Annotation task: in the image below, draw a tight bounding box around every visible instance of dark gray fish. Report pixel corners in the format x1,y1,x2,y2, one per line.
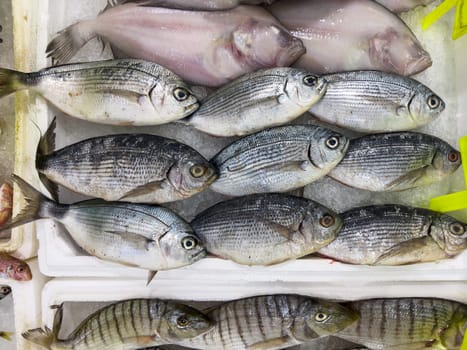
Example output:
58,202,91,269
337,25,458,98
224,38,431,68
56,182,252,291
0,285,11,300
211,125,349,196
179,294,359,350
328,132,461,191
23,299,213,349
191,193,342,265
336,298,467,350
318,205,467,265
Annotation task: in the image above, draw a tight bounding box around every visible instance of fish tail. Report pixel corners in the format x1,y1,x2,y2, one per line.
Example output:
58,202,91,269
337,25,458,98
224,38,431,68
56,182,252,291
46,20,96,64
0,68,27,98
36,117,59,201
22,327,54,349
0,331,13,341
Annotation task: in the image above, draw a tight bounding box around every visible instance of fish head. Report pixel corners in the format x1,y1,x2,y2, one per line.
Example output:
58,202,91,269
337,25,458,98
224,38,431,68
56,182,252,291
292,299,359,341
158,228,207,268
309,129,349,170
159,302,213,341
6,260,32,281
369,27,432,76
301,204,342,247
430,215,467,257
408,85,445,126
430,143,461,179
283,70,328,108
150,80,200,120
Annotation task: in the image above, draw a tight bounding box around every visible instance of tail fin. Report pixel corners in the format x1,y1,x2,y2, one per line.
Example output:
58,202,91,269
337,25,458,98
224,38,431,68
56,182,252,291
0,68,26,99
46,20,97,64
22,327,54,349
36,118,59,201
0,331,13,341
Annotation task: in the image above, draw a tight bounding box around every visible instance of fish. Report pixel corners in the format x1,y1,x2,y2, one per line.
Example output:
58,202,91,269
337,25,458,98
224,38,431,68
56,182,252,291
328,132,461,192
23,299,213,349
0,59,199,126
0,183,12,226
375,0,436,13
0,285,11,300
0,253,32,281
268,0,431,76
210,125,349,196
36,119,217,203
336,298,467,350
108,0,277,10
46,3,305,87
3,175,206,273
179,294,359,350
185,68,327,137
191,193,342,265
318,204,467,265
308,71,445,133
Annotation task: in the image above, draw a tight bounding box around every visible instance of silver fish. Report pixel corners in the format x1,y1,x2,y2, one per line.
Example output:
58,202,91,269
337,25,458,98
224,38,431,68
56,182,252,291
180,294,360,350
328,132,461,192
268,0,431,76
309,71,445,133
0,285,11,300
109,0,276,10
211,125,349,196
4,176,206,272
186,68,327,137
46,3,305,87
36,120,217,203
375,0,436,13
0,59,198,126
336,298,467,350
318,205,467,265
191,193,342,265
23,299,213,349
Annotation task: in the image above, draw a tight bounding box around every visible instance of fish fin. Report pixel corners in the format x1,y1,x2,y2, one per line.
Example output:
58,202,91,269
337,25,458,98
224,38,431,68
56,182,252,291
259,218,294,241
36,117,59,201
0,175,52,233
46,20,97,64
0,331,13,341
50,304,63,341
385,167,428,191
118,180,163,201
0,68,27,98
374,237,440,265
22,327,54,349
104,230,155,249
146,270,157,286
285,187,304,197
246,336,292,350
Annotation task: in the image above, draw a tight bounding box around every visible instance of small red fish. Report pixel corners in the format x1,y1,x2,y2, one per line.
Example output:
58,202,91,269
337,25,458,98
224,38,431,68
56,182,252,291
0,253,32,281
0,183,12,226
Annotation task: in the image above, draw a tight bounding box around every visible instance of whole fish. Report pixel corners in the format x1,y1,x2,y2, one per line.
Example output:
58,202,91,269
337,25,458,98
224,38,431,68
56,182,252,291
23,299,213,349
336,298,467,350
0,253,32,281
210,125,349,196
191,193,342,265
4,176,206,272
180,294,359,350
110,0,276,10
375,0,436,12
0,59,199,126
318,205,467,265
36,120,217,203
0,285,11,300
268,0,431,76
185,68,327,137
46,3,305,87
328,132,461,192
309,71,445,133
0,183,12,226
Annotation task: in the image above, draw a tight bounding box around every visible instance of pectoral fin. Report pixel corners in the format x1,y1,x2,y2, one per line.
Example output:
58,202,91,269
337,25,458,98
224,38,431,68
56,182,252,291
118,180,164,201
247,336,293,350
104,230,155,250
385,167,428,191
258,218,295,241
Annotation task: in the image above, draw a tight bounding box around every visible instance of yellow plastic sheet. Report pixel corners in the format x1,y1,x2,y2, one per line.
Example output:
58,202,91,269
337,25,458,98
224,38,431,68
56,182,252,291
422,0,467,39
463,331,467,350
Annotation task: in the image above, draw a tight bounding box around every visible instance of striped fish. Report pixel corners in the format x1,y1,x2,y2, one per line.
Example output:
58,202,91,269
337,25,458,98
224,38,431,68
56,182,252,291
318,205,467,265
179,294,359,350
186,68,327,137
211,125,349,196
309,71,444,133
336,298,467,350
328,132,461,192
23,299,214,350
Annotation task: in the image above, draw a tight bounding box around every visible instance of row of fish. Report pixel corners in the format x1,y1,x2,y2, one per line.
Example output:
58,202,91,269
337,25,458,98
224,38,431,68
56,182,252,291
21,295,467,350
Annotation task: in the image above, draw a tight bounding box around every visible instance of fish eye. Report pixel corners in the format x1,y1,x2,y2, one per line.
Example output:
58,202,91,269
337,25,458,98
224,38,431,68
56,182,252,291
427,95,441,109
0,287,9,294
447,151,459,163
319,214,335,228
173,87,190,101
314,312,329,322
181,236,198,250
17,266,25,273
190,165,207,178
303,75,318,87
176,315,191,328
449,223,465,235
325,136,340,150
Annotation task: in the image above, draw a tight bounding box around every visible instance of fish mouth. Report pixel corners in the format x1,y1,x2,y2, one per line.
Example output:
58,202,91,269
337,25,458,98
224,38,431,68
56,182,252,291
184,102,200,117
206,171,219,186
316,78,328,95
190,249,207,262
404,52,432,76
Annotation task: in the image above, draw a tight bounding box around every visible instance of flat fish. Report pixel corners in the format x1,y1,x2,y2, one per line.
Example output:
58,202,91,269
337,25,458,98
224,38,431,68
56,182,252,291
328,132,461,192
191,193,342,265
309,71,445,133
318,205,467,265
186,68,327,137
0,59,198,126
211,125,349,196
268,0,431,76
